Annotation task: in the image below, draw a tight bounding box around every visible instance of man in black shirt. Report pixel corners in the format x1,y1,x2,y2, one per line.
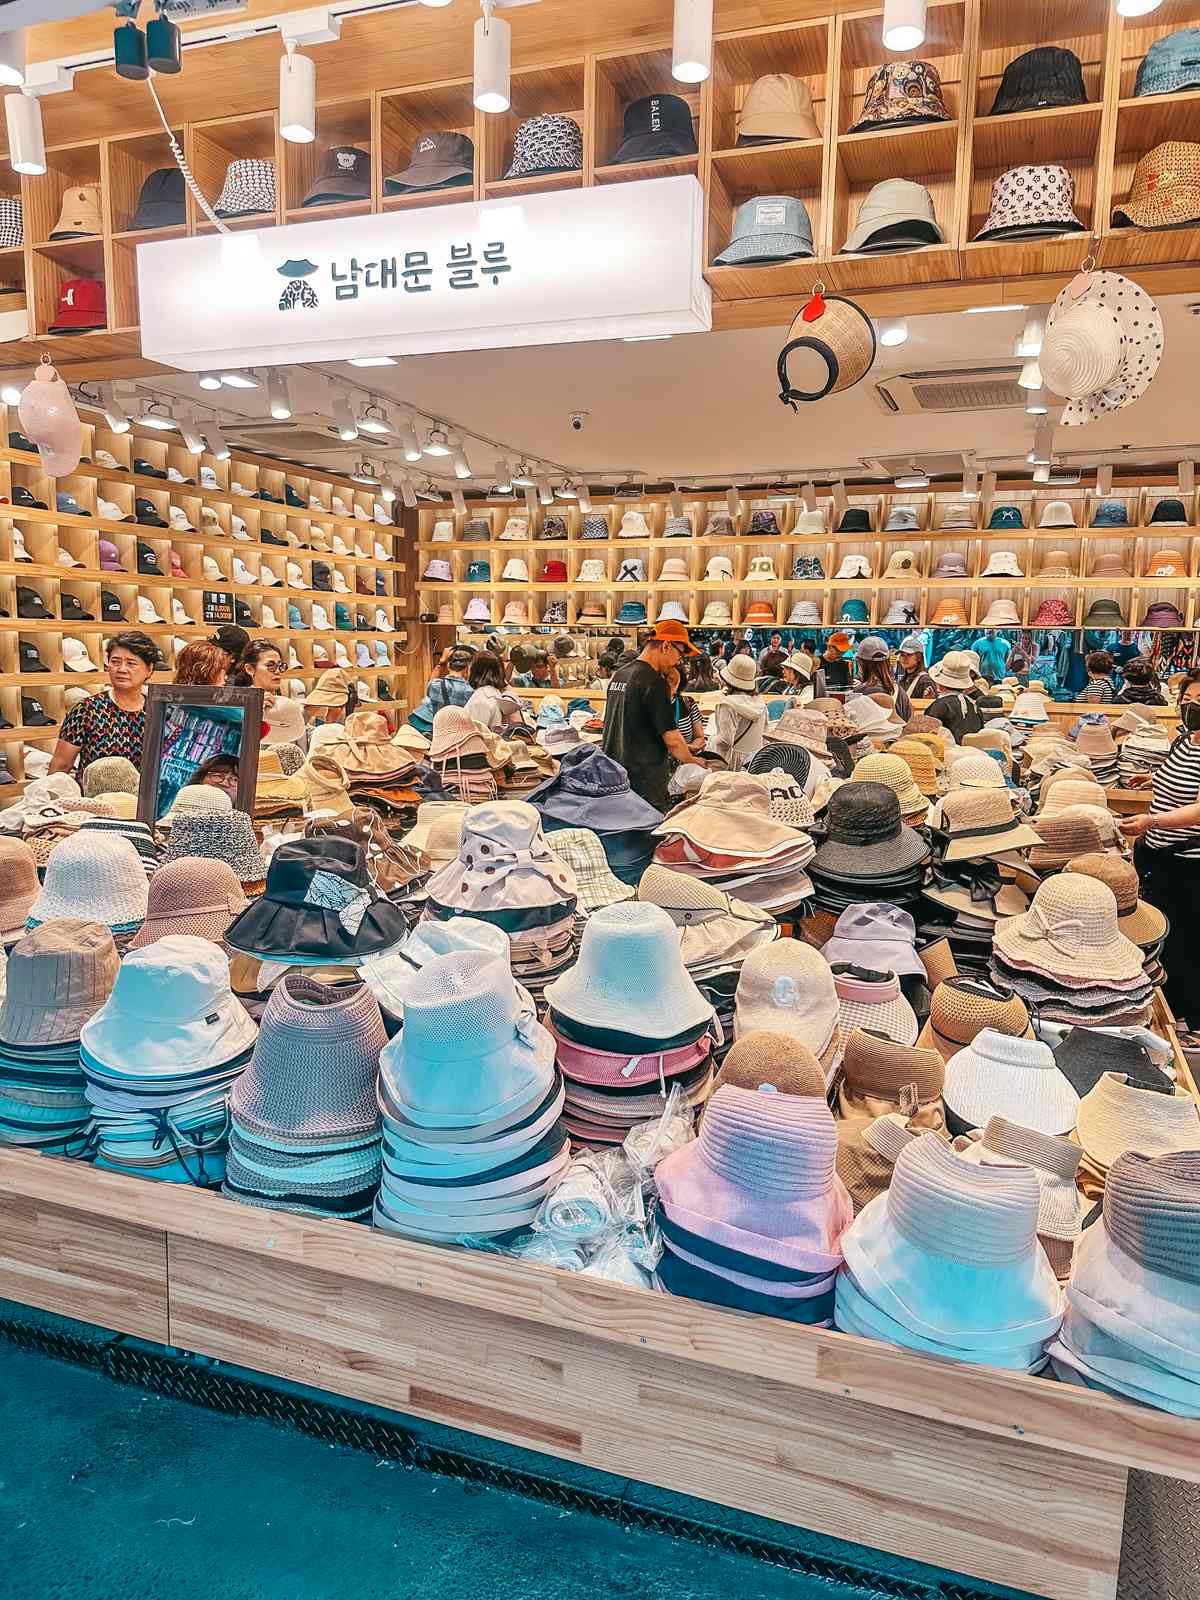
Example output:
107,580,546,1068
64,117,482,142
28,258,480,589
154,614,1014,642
602,620,706,810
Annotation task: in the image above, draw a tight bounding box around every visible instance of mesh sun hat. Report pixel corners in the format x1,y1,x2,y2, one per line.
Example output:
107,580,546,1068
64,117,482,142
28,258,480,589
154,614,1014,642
713,1032,825,1098
27,831,148,934
812,782,928,879
836,1135,1064,1364
129,857,249,950
545,827,635,912
655,1083,852,1274
943,1028,1080,1136
637,863,778,974
1064,852,1166,946
945,749,1007,790
821,902,925,979
545,901,711,1040
975,163,1084,240
917,976,1031,1062
994,875,1145,985
734,940,840,1073
774,708,830,759
426,801,577,917
403,801,469,864
833,966,918,1047
850,753,926,819
0,919,118,1047
157,783,233,830
0,838,39,941
1011,691,1050,724
82,934,256,1080
163,811,267,887
1075,1075,1200,1175
379,952,554,1129
81,756,139,799
225,836,408,964
1039,270,1164,427
885,738,941,798
1037,776,1107,816
360,917,509,1022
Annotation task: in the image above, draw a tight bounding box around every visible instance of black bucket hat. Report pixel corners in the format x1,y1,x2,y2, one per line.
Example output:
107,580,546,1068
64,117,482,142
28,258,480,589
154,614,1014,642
131,167,186,230
224,836,410,964
385,131,475,194
610,94,697,164
302,145,371,206
990,47,1088,115
837,506,873,534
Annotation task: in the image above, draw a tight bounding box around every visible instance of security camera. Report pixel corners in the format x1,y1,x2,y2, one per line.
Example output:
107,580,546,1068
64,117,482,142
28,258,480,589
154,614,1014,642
569,411,589,433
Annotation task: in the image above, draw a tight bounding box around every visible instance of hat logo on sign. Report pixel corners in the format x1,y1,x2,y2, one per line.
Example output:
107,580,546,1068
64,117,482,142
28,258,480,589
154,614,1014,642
276,257,319,311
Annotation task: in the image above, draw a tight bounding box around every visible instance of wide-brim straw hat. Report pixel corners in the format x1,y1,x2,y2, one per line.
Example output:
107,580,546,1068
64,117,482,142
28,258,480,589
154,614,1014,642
994,875,1144,983
0,837,39,940
1074,1073,1200,1173
1037,776,1109,816
545,901,711,1041
0,918,119,1047
940,788,1042,863
917,976,1032,1062
28,830,149,932
943,1027,1080,1136
888,738,941,797
1064,851,1166,946
129,855,249,950
636,864,778,972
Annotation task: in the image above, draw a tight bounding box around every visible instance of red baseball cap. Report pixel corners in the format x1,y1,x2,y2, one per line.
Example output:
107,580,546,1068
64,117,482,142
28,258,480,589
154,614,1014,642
49,277,106,333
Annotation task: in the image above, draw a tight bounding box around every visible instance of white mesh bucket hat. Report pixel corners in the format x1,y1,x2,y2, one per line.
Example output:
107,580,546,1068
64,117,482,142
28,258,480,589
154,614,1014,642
359,917,510,1021
544,901,712,1040
27,830,148,933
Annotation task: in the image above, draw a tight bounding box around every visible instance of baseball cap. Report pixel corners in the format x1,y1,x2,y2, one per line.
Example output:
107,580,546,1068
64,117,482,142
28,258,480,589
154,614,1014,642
647,618,699,655
62,636,99,672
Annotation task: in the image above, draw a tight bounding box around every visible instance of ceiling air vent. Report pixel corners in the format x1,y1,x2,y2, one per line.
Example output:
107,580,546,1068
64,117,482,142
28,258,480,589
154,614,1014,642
875,365,1027,415
218,416,348,457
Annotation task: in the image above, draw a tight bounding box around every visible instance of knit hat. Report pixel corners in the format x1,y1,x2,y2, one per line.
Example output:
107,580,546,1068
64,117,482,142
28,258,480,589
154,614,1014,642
917,976,1031,1062
27,831,148,933
129,856,249,950
0,838,39,941
80,756,139,799
158,784,233,830
162,809,268,886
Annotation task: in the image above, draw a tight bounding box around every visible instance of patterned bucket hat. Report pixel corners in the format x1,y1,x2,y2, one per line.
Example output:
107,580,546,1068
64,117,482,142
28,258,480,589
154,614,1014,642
214,158,276,218
975,164,1084,240
504,114,583,179
850,60,951,132
1135,28,1200,97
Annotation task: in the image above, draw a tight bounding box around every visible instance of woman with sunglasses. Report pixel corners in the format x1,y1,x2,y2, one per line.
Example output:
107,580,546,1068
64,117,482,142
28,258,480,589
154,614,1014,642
235,641,307,749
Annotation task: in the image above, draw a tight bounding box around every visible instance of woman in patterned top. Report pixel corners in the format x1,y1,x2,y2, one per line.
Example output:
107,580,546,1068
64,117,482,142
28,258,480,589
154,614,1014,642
50,630,160,775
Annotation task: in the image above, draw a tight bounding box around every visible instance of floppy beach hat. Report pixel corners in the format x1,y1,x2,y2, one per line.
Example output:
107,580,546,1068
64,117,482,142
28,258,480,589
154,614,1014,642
994,875,1144,985
1040,269,1164,427
129,856,248,950
545,901,711,1041
653,771,805,857
1064,852,1166,946
0,919,118,1046
360,918,509,1022
425,800,577,917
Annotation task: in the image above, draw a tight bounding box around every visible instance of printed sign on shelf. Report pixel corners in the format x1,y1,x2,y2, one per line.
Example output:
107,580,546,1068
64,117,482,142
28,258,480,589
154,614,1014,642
138,176,711,369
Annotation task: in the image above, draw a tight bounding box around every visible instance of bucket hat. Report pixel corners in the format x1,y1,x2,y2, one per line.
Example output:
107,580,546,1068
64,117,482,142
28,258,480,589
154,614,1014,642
699,600,732,626
214,158,276,217
813,782,928,878
931,550,968,578
579,514,609,539
50,184,101,239
0,838,39,940
302,145,371,206
546,899,711,1040
225,836,408,964
787,600,821,625
48,276,106,333
990,46,1087,114
941,788,1042,861
504,114,583,178
976,164,1083,240
982,548,1024,577
1145,547,1187,577
360,917,509,1022
737,73,821,142
777,298,877,406
461,516,491,542
1142,601,1185,628
0,918,118,1048
385,131,474,193
850,60,951,132
545,827,635,912
929,650,976,690
944,1028,1079,1135
715,195,814,264
27,831,148,933
1039,499,1077,528
842,178,943,253
720,654,758,691
610,94,697,163
1135,28,1200,97
1038,548,1074,578
425,800,577,916
1082,597,1125,628
578,557,607,582
1114,141,1200,230
528,744,663,832
129,857,248,950
654,771,806,857
616,556,644,582
1150,496,1189,525
1091,499,1130,527
131,167,185,229
1040,269,1164,426
981,598,1021,626
835,552,872,579
1030,598,1071,627
162,809,267,887
995,875,1144,984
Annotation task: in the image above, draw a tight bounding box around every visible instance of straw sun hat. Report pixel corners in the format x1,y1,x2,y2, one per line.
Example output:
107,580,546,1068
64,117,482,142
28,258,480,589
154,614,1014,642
993,875,1144,984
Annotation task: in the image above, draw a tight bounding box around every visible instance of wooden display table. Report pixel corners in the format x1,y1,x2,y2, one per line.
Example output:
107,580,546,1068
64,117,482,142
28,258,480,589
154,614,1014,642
1,1148,1198,1600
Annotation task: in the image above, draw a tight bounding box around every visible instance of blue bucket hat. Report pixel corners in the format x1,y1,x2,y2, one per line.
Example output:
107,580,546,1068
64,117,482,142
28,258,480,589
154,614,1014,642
527,744,664,832
838,598,870,623
714,195,815,266
987,504,1025,529
334,602,352,629
466,560,490,582
1090,499,1129,528
616,600,646,624
1134,28,1200,98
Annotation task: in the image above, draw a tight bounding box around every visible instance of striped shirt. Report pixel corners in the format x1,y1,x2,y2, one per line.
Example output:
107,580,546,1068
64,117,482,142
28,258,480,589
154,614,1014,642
1078,678,1115,704
1146,735,1200,856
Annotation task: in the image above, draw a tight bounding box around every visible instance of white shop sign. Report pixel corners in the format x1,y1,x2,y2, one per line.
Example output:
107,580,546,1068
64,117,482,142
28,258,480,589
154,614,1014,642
137,175,711,369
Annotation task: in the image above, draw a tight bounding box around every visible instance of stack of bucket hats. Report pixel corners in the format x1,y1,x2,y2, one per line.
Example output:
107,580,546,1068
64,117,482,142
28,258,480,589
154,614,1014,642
1117,718,1171,784
427,706,500,805
835,1135,1065,1372
1049,1151,1200,1415
529,746,664,885
1073,718,1119,786
653,1040,852,1322
80,935,257,1185
375,950,568,1239
543,901,716,1145
545,827,636,913
0,920,119,1156
637,862,777,1065
991,875,1154,1027
1072,1073,1200,1202
422,801,580,1004
361,916,510,1035
652,772,815,912
225,972,385,1219
810,782,929,914
1064,852,1167,983
734,939,842,1084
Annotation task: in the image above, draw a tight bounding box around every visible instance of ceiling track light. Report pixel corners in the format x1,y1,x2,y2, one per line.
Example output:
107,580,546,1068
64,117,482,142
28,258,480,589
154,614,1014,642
267,367,293,420
451,485,467,514
139,399,176,430
556,481,578,500
280,39,316,144
5,88,44,177
424,425,451,456
0,31,26,88
197,371,222,391
357,401,392,435
961,465,978,499
398,474,418,510
492,457,513,491
350,459,378,485
535,473,554,506
672,0,712,83
882,0,925,51
576,484,592,513
473,0,511,113
1180,460,1196,496
510,461,536,487
331,391,358,441
206,420,231,460
398,419,422,462
669,488,684,517
802,481,818,511
1116,0,1162,15
447,433,471,478
894,462,928,489
219,369,259,388
523,485,538,518
981,470,997,503
1015,315,1044,358
1025,388,1050,416
379,474,397,504
1018,358,1043,390
878,316,909,347
178,410,205,454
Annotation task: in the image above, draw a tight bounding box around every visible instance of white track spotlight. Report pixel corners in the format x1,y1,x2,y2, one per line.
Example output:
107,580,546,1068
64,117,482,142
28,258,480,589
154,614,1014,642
451,485,467,514
535,473,554,506
1018,358,1043,390
0,32,27,88
493,458,513,491
672,0,713,83
379,474,396,504
331,391,358,441
523,486,538,518
577,484,592,513
139,398,175,430
398,475,418,509
726,485,741,517
178,411,205,454
0,375,22,406
357,401,391,435
424,425,451,456
5,89,44,176
1096,465,1113,495
267,368,293,421
1025,388,1050,416
197,371,222,391
218,370,259,388
279,40,316,144
878,317,909,347
882,0,925,51
398,418,422,462
669,488,684,518
473,2,511,113
206,421,231,460
511,461,536,487
1015,315,1044,358
450,435,472,478
1116,0,1161,15
102,386,132,432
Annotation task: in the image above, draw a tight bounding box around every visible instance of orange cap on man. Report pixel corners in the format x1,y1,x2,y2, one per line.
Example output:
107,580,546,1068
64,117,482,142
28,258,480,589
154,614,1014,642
646,618,700,655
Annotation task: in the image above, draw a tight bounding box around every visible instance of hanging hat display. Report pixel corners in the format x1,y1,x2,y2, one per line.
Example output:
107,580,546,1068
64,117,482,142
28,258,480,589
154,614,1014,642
1040,269,1164,426
778,288,876,407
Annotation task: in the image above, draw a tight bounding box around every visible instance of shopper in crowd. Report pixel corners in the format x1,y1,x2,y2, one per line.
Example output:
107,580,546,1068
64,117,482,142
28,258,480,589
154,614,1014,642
781,649,814,703
192,751,240,799
464,651,508,731
511,648,556,689
1115,656,1167,707
811,632,854,695
756,631,787,676
895,634,938,700
50,630,161,775
1078,650,1116,705
1122,673,1200,1019
706,653,768,769
156,640,243,816
1005,651,1032,687
666,664,705,753
602,619,705,811
234,640,307,749
208,624,251,675
408,645,474,736
688,652,722,693
854,637,912,722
